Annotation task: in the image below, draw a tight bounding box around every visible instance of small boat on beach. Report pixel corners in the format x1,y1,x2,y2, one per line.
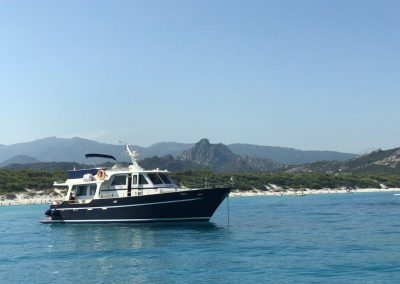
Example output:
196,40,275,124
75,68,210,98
41,145,232,224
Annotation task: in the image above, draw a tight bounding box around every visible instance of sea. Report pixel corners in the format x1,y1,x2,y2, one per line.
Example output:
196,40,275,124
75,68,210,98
1,192,400,283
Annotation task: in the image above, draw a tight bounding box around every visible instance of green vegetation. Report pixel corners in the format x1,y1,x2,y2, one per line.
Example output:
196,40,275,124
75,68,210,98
0,169,66,195
1,169,399,195
172,171,400,191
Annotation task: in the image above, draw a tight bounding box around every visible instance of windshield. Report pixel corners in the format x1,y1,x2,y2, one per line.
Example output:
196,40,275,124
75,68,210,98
158,173,173,184
147,173,164,185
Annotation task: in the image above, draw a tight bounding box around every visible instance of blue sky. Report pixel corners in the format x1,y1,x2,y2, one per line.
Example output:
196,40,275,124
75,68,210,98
0,0,399,153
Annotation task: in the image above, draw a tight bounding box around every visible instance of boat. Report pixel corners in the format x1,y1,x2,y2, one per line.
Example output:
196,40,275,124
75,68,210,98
40,145,232,224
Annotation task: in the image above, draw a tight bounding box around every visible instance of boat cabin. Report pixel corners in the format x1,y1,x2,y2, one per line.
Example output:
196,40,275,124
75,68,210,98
57,168,178,204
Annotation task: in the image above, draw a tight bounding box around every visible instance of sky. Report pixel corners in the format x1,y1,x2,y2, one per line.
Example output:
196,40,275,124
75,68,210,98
0,0,399,153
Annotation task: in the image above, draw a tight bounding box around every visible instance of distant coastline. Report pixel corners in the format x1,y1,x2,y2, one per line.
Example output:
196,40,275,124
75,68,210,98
1,187,400,206
230,187,400,197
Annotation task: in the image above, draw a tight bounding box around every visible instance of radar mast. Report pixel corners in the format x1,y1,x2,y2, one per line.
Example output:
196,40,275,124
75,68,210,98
125,145,143,171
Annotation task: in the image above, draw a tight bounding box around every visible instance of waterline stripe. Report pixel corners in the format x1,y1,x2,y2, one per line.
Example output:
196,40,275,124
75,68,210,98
56,197,203,211
41,217,210,223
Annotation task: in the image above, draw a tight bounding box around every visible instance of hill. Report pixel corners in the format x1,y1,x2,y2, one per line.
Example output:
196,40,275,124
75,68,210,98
0,155,40,167
285,148,400,174
228,143,356,165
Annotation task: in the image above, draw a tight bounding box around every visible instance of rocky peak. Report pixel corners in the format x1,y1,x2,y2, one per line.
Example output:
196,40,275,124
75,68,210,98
177,139,281,172
179,139,236,166
374,149,400,168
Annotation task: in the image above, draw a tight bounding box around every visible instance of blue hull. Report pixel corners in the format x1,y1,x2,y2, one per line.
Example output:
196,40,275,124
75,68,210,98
41,187,231,223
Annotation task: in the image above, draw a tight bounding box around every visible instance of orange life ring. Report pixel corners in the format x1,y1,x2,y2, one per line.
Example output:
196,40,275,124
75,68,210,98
97,170,105,180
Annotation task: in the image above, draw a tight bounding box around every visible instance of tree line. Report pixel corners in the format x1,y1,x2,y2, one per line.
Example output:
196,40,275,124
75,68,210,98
1,169,399,195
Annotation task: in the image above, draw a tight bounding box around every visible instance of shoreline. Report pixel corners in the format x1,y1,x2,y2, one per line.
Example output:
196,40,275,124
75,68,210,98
1,187,400,206
229,187,400,197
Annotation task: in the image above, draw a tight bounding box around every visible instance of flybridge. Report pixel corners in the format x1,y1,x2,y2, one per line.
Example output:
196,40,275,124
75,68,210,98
67,146,140,179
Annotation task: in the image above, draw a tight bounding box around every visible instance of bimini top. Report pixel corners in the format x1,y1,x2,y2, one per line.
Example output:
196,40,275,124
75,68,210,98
85,153,117,161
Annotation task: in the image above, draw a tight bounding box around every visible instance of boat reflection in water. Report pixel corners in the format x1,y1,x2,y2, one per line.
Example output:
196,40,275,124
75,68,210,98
44,221,227,281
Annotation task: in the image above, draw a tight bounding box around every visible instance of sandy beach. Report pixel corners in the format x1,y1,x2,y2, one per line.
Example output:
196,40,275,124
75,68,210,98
1,186,400,205
0,189,64,206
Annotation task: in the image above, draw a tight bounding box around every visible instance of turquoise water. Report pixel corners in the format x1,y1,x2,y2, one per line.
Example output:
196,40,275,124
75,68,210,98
1,192,400,283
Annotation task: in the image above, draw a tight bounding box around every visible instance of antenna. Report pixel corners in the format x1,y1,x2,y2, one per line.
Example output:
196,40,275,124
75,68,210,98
125,144,143,171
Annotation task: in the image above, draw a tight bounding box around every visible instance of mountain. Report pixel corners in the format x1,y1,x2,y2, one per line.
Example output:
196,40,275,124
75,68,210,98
3,137,397,174
177,139,280,172
140,139,280,172
3,162,84,172
228,143,356,165
285,147,400,174
0,155,40,167
140,155,200,171
0,136,356,166
0,137,192,164
2,139,281,173
140,142,193,158
0,137,133,163
180,139,238,167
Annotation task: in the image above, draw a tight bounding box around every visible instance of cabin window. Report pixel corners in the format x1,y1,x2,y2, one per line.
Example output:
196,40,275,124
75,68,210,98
139,174,148,185
89,185,96,195
111,175,127,186
74,184,96,197
132,175,138,185
76,185,87,196
158,173,172,184
147,173,164,185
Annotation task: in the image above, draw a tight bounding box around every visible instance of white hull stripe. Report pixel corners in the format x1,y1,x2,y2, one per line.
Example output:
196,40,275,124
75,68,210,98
56,197,203,211
42,217,210,223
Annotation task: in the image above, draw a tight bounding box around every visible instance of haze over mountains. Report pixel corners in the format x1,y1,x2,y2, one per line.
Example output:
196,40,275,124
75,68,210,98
0,137,355,167
0,137,192,166
1,137,400,174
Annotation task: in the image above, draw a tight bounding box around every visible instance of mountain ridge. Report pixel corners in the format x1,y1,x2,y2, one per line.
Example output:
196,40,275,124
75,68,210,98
285,147,400,174
0,136,356,165
2,139,400,174
228,143,355,165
